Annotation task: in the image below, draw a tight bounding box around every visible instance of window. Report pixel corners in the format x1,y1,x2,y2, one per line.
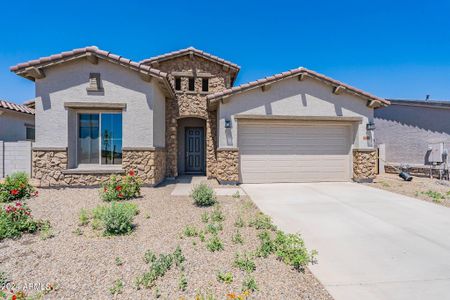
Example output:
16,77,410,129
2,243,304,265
188,77,195,91
202,78,209,92
175,77,181,91
78,113,122,165
26,126,35,141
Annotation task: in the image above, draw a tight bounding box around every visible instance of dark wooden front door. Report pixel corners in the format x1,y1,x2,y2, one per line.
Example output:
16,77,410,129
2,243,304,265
185,127,204,173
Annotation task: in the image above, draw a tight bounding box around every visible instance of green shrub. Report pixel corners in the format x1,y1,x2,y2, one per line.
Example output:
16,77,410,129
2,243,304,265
255,230,275,258
201,212,209,223
206,235,224,252
242,275,258,292
136,247,184,289
217,271,233,284
422,190,445,202
234,252,256,273
234,215,245,228
191,183,216,207
273,231,316,271
0,172,36,203
109,279,124,295
249,212,277,231
183,225,198,237
211,205,224,222
88,202,139,235
0,202,42,240
100,171,141,202
39,221,54,240
232,230,244,245
178,273,188,291
144,250,157,264
115,257,124,266
79,209,90,226
206,223,222,235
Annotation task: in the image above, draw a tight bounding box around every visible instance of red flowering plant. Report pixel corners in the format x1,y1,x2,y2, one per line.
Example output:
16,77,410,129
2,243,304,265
100,170,141,202
0,172,37,203
0,202,46,240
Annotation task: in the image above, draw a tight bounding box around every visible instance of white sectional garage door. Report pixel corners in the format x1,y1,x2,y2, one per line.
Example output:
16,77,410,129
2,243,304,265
239,121,352,183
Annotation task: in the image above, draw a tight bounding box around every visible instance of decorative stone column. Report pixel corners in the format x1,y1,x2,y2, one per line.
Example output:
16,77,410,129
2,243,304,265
353,148,377,182
216,148,239,184
206,110,218,178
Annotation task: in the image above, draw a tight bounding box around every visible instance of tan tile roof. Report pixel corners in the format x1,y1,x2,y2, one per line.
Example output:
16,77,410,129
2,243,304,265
207,67,389,107
10,46,175,97
140,46,240,71
0,100,35,115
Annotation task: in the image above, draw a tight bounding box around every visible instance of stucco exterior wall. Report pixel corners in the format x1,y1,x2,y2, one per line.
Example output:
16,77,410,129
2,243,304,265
34,59,161,149
375,104,450,165
218,77,374,149
0,110,34,142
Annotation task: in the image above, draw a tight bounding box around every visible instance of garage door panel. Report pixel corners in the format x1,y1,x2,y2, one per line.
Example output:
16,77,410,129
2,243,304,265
239,122,351,183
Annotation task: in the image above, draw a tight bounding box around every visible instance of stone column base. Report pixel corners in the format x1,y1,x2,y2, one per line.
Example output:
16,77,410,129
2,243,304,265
216,148,239,184
353,148,377,182
122,147,166,186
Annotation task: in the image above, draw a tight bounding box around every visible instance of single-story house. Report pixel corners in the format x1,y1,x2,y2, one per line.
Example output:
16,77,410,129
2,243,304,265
0,100,35,142
10,46,388,186
375,99,450,174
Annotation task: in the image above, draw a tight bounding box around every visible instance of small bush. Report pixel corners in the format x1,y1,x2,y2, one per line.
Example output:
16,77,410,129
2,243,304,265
211,205,225,222
183,225,198,237
249,213,277,231
0,172,36,203
178,273,188,291
201,212,209,223
79,209,90,226
191,183,216,207
234,253,256,273
273,231,316,271
144,250,157,264
242,275,258,292
109,279,124,295
199,231,206,242
87,202,139,236
255,231,275,258
100,170,141,202
217,271,233,284
206,223,223,235
136,247,184,289
422,190,445,202
207,235,224,252
39,221,54,240
232,230,244,245
115,257,124,266
0,202,42,240
234,215,245,228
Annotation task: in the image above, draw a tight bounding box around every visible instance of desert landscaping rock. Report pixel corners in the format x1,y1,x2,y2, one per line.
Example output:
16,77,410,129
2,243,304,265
0,184,332,299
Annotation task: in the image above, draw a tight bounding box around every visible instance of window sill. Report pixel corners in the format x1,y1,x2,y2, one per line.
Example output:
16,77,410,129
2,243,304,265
62,166,125,175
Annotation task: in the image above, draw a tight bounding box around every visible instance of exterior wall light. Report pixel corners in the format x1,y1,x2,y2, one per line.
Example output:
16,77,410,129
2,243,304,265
366,122,376,131
225,119,232,128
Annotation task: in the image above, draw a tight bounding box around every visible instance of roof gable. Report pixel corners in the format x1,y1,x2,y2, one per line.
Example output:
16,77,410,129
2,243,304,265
207,67,389,109
10,46,175,97
140,47,240,73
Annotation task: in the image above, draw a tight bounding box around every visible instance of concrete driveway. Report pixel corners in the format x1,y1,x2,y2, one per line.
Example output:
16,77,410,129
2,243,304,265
242,182,450,300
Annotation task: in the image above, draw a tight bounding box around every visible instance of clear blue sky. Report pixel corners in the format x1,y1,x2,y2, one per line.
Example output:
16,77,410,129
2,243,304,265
2,0,450,103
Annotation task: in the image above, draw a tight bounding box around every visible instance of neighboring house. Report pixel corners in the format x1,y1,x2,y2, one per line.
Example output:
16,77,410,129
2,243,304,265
10,46,388,186
375,99,450,168
0,100,35,141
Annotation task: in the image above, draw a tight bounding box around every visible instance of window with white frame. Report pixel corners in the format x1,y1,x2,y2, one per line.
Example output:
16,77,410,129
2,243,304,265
78,113,122,165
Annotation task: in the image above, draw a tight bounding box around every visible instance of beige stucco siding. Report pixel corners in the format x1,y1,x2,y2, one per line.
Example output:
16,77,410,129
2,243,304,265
218,77,374,149
0,110,34,142
34,59,163,150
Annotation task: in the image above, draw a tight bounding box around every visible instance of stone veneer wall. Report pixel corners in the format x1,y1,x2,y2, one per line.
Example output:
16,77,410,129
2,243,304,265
155,56,232,178
216,149,239,183
353,149,377,182
385,164,442,178
33,148,166,187
122,148,166,185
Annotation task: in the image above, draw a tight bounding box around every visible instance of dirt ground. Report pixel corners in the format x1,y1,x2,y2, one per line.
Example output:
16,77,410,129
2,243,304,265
366,173,450,207
0,182,332,300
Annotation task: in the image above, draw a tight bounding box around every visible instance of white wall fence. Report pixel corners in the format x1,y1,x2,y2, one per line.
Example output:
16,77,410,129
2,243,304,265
0,141,33,178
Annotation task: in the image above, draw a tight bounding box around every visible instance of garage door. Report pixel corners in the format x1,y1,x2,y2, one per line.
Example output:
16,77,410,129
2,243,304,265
239,121,352,183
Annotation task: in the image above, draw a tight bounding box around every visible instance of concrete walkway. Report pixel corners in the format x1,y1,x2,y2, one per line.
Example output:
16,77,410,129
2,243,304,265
171,175,245,196
242,182,450,300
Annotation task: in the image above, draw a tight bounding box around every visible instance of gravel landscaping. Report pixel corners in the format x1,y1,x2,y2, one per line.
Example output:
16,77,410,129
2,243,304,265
0,182,332,299
366,173,450,207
